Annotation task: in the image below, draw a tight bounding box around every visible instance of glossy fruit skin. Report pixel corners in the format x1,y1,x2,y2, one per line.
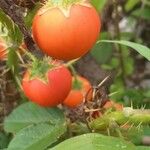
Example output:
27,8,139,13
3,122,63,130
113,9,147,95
63,76,92,108
32,3,101,60
22,65,72,107
0,39,7,60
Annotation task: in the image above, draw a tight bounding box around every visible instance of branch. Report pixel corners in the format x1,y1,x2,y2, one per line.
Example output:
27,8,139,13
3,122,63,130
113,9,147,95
0,0,37,52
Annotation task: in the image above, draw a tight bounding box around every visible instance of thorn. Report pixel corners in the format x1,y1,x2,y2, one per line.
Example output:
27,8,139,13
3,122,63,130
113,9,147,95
98,76,110,87
84,108,101,113
16,51,25,64
108,91,119,97
129,123,134,130
130,101,133,109
107,128,110,136
120,121,130,128
137,122,142,131
92,87,96,100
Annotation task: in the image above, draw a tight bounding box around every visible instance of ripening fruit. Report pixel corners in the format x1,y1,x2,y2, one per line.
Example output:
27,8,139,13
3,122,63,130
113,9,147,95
22,62,72,107
63,75,92,108
103,100,123,111
0,38,7,60
32,1,101,60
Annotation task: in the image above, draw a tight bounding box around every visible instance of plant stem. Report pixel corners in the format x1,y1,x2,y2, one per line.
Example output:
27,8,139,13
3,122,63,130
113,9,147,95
113,0,126,86
69,64,77,80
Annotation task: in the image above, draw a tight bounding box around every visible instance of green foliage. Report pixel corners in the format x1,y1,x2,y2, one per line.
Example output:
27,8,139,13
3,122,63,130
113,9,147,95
125,0,140,12
7,123,66,150
0,9,22,45
24,2,42,28
7,47,19,75
91,0,108,11
98,40,150,61
110,88,150,108
50,133,135,150
91,42,112,64
132,7,150,20
0,132,11,149
4,102,66,150
136,146,150,150
91,32,112,64
0,0,150,149
4,102,65,133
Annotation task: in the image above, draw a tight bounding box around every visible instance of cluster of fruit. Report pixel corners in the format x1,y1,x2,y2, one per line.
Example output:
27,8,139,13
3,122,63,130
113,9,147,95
1,0,102,108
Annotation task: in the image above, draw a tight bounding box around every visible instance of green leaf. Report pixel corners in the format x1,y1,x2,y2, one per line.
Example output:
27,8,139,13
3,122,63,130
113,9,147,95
98,40,150,61
4,102,65,133
0,9,14,34
91,0,108,11
125,0,140,12
24,3,42,28
132,8,150,20
91,42,112,64
50,133,135,150
0,9,22,45
7,123,66,150
136,146,150,150
7,47,19,75
0,132,11,149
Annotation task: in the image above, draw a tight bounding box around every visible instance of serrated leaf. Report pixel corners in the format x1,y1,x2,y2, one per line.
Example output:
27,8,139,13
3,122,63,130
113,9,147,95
4,102,65,133
50,133,135,150
7,123,66,150
98,40,150,61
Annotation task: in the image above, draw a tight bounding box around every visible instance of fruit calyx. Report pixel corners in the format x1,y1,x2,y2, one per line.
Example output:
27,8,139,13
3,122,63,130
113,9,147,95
39,0,91,17
45,0,83,8
28,57,57,82
72,78,83,90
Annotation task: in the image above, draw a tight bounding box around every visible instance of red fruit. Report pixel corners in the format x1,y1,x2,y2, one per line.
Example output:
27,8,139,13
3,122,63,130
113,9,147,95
32,2,101,60
103,100,123,111
0,38,7,60
22,64,72,107
63,76,92,108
